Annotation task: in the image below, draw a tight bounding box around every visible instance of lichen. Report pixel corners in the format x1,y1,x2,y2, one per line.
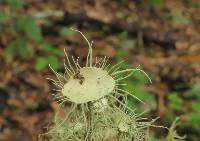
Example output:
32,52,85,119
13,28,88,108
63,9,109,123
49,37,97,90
166,118,186,141
44,29,155,141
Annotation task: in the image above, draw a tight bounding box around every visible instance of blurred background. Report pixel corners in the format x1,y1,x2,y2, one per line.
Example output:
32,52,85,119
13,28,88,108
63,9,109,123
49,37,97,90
0,0,200,141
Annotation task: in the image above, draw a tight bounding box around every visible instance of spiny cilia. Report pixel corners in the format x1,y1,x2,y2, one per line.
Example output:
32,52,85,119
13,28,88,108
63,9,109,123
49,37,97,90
46,29,155,141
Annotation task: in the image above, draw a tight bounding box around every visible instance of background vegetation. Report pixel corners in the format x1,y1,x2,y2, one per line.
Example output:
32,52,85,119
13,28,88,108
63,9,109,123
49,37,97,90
0,0,199,140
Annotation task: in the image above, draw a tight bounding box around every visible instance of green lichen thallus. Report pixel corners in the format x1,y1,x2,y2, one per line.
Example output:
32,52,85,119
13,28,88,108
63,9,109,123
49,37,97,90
45,29,160,141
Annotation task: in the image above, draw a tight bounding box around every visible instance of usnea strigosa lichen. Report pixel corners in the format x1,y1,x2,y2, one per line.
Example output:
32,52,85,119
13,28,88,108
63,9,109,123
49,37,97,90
42,29,184,141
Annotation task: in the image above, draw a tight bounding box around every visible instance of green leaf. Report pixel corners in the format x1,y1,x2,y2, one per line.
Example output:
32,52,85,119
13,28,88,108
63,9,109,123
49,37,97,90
41,43,54,52
41,43,62,56
25,18,43,43
168,93,183,105
116,48,127,62
191,102,200,113
48,56,61,71
17,36,33,58
168,93,183,110
35,57,49,71
133,87,154,102
148,0,162,7
16,16,43,43
127,86,155,111
133,70,149,84
4,38,33,60
16,16,27,31
6,0,24,9
4,41,16,59
0,11,8,22
188,112,200,130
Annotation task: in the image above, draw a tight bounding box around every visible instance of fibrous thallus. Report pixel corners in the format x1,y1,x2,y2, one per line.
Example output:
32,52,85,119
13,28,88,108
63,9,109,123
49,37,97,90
46,29,154,141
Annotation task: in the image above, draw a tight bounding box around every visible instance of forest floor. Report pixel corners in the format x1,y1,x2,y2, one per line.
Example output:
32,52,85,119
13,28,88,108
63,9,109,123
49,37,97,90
0,0,200,141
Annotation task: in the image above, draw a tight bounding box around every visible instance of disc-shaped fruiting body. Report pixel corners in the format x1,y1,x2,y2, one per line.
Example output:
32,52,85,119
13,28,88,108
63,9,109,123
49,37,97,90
62,67,115,104
48,29,151,105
